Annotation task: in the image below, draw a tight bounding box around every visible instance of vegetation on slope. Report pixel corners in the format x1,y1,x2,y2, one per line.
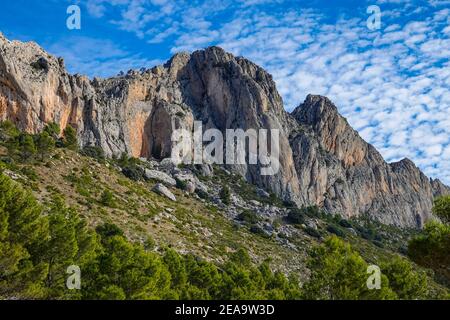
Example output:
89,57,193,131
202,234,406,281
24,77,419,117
408,196,450,287
0,121,448,300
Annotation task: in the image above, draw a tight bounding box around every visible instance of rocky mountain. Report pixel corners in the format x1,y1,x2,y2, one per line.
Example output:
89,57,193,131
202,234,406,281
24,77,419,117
290,95,449,227
0,32,448,228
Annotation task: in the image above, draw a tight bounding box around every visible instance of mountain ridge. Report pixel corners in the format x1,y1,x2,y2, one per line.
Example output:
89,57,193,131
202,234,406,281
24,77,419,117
0,34,448,228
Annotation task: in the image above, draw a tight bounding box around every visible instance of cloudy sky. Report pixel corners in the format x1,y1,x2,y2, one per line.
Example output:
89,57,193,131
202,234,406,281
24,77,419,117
0,0,449,183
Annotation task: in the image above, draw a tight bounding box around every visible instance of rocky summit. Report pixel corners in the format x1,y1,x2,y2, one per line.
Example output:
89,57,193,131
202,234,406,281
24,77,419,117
0,33,448,228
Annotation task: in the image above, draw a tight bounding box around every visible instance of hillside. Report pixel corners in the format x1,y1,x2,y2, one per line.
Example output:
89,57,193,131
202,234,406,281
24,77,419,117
0,123,449,299
1,33,449,229
0,33,449,300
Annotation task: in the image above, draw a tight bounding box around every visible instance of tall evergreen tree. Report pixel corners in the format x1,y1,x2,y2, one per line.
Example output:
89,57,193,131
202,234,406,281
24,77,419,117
43,122,61,140
19,134,37,162
63,125,78,150
381,256,428,299
0,174,48,299
35,131,55,161
302,236,396,300
432,196,450,224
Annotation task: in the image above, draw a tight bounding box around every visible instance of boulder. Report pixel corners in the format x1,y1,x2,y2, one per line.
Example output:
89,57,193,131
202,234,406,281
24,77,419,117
197,164,213,176
256,188,270,198
144,169,176,186
185,181,196,194
306,219,318,230
152,183,176,201
196,181,209,193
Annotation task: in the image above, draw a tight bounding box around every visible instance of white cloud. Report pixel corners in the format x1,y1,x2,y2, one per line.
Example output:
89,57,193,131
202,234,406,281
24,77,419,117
78,0,450,184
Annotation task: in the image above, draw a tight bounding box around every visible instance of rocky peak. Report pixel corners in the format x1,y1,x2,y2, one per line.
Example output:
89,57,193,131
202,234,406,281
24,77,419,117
431,178,450,198
0,34,449,228
292,95,378,168
390,158,418,172
164,51,191,79
292,94,338,124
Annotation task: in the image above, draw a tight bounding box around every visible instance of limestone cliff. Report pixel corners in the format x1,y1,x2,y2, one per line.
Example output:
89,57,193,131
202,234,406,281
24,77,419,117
0,33,448,228
289,95,450,227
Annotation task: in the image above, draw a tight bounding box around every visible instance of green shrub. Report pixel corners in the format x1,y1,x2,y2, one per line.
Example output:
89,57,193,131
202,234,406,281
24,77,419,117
381,256,428,299
374,234,384,242
237,210,260,224
283,200,297,208
43,122,61,139
18,133,37,162
303,205,322,218
122,165,144,181
408,221,450,285
432,196,450,224
175,178,187,190
20,166,38,181
372,240,384,248
81,146,105,161
195,188,209,200
287,208,306,225
100,190,116,208
302,236,396,300
63,125,78,150
144,236,156,251
219,186,231,205
116,152,141,167
35,131,55,161
95,223,125,239
305,227,321,238
0,120,20,140
326,224,345,237
356,225,376,240
339,219,352,228
249,225,269,238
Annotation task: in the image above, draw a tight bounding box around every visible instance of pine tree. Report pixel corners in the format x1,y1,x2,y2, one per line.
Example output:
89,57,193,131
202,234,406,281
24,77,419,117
381,256,428,299
43,122,61,139
35,131,55,161
0,174,48,299
100,190,115,207
432,196,450,224
19,134,37,162
408,197,450,287
408,221,450,286
219,186,231,205
302,236,396,300
63,125,78,150
82,226,172,300
0,120,20,141
163,248,187,289
38,195,99,299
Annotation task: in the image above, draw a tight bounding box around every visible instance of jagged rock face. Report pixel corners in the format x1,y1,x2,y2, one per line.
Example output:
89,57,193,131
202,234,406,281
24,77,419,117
0,33,448,228
177,48,300,201
290,95,450,227
0,34,91,134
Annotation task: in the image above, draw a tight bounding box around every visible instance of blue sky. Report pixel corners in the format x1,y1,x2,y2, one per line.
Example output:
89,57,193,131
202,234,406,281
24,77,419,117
0,0,449,183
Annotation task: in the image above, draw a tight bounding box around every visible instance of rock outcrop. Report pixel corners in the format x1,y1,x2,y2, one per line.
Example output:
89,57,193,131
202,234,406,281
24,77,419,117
0,33,448,228
144,169,176,187
289,95,450,227
152,183,176,201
